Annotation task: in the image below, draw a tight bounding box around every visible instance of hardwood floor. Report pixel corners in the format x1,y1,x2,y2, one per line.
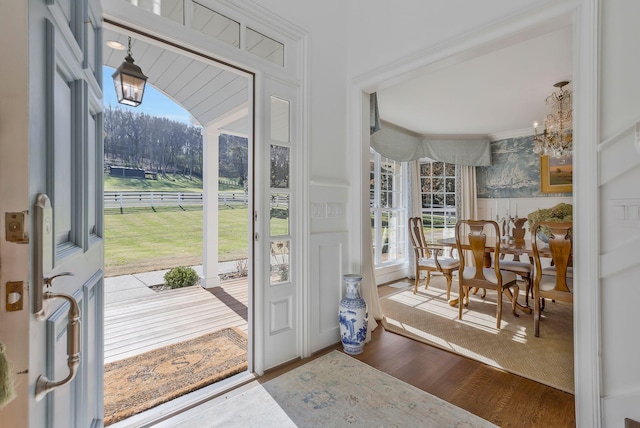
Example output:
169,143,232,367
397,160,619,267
350,327,575,427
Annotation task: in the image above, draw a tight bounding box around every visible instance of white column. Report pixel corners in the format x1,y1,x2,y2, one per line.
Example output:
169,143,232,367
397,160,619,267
202,125,220,288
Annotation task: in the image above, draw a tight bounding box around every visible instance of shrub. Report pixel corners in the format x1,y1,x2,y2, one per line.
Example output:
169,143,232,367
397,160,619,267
164,266,199,289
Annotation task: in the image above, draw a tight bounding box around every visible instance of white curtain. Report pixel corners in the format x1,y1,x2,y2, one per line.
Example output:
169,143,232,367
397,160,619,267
459,165,478,220
407,160,422,279
360,93,383,342
458,165,478,265
360,242,383,343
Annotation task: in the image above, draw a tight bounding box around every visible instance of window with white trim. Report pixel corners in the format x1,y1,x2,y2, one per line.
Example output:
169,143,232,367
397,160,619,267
419,160,457,241
370,149,407,267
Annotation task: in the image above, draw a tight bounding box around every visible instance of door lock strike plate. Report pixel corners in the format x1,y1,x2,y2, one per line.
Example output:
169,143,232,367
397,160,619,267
6,281,24,312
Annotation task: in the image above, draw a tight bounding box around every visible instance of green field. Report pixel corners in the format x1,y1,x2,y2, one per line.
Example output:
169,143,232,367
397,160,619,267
104,205,288,276
104,173,243,192
103,173,291,276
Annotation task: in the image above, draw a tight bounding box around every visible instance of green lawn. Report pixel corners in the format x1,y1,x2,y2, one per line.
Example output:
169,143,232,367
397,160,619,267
104,173,244,193
104,205,288,276
104,174,204,192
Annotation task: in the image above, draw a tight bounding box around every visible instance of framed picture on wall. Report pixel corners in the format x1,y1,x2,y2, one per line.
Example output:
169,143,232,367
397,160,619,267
540,155,572,193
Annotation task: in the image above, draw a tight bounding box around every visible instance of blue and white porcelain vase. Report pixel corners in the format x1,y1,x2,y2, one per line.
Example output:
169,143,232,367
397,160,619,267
338,274,368,355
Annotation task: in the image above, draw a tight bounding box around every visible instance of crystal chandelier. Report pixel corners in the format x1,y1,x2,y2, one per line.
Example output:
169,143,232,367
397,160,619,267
533,81,573,158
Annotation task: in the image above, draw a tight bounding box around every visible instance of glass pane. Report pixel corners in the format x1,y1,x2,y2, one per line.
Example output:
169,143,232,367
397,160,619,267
270,193,289,236
270,145,290,188
125,0,184,24
445,163,456,176
192,2,239,47
445,178,456,192
432,178,444,193
380,212,390,262
420,162,431,176
433,193,444,208
421,177,431,192
446,193,456,207
270,240,290,284
270,96,290,142
246,27,284,66
383,210,406,263
422,193,432,209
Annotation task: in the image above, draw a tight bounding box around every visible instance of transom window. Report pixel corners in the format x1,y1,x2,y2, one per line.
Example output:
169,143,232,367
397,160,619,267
370,149,407,267
122,0,285,66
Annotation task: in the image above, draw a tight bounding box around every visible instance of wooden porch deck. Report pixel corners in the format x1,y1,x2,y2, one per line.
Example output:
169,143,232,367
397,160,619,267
104,277,248,364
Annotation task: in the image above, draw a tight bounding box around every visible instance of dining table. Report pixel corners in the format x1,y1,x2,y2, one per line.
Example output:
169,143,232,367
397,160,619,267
435,236,543,314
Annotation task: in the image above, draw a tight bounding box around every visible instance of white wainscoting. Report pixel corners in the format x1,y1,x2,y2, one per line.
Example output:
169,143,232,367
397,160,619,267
477,197,572,224
309,231,349,353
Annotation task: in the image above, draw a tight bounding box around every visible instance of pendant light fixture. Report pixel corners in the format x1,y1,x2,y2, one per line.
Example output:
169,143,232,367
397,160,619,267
112,36,148,107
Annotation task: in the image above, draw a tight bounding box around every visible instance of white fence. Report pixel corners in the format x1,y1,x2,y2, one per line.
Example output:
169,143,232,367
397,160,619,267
104,191,248,212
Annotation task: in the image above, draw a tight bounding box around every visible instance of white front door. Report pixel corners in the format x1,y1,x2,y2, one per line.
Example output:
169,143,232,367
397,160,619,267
4,0,105,426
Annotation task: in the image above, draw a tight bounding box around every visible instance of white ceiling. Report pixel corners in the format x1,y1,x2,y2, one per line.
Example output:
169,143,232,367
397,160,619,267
376,26,573,138
103,28,250,131
104,22,572,139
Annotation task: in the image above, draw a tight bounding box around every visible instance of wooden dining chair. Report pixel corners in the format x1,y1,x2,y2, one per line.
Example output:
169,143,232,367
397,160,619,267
531,221,573,337
497,217,534,307
455,219,519,329
408,217,460,301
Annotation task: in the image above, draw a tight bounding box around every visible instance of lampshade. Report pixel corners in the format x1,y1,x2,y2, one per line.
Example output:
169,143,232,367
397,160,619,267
112,37,147,107
533,81,572,158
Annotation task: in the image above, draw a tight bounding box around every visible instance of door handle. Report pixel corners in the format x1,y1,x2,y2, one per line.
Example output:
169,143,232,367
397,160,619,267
35,287,81,401
32,193,82,401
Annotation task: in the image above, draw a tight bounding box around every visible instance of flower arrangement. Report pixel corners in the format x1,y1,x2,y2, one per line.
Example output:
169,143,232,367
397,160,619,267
527,203,573,240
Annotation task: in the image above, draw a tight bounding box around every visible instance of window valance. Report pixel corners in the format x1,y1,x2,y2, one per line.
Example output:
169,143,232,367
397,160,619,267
369,93,491,166
370,121,492,166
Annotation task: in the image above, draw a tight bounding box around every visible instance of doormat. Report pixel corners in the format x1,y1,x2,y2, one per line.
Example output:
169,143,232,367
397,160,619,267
104,327,248,426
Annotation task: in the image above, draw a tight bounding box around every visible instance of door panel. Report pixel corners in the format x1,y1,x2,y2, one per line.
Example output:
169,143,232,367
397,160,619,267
27,0,104,426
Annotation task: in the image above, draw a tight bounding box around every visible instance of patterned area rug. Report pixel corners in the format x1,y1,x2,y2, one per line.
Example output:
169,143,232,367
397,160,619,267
171,350,496,427
104,327,247,426
380,276,574,393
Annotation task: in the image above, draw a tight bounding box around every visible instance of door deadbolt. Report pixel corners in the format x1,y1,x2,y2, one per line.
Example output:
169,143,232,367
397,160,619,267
5,212,28,243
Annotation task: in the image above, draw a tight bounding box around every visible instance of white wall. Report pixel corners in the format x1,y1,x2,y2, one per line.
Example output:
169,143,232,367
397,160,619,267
599,1,640,426
255,0,349,190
